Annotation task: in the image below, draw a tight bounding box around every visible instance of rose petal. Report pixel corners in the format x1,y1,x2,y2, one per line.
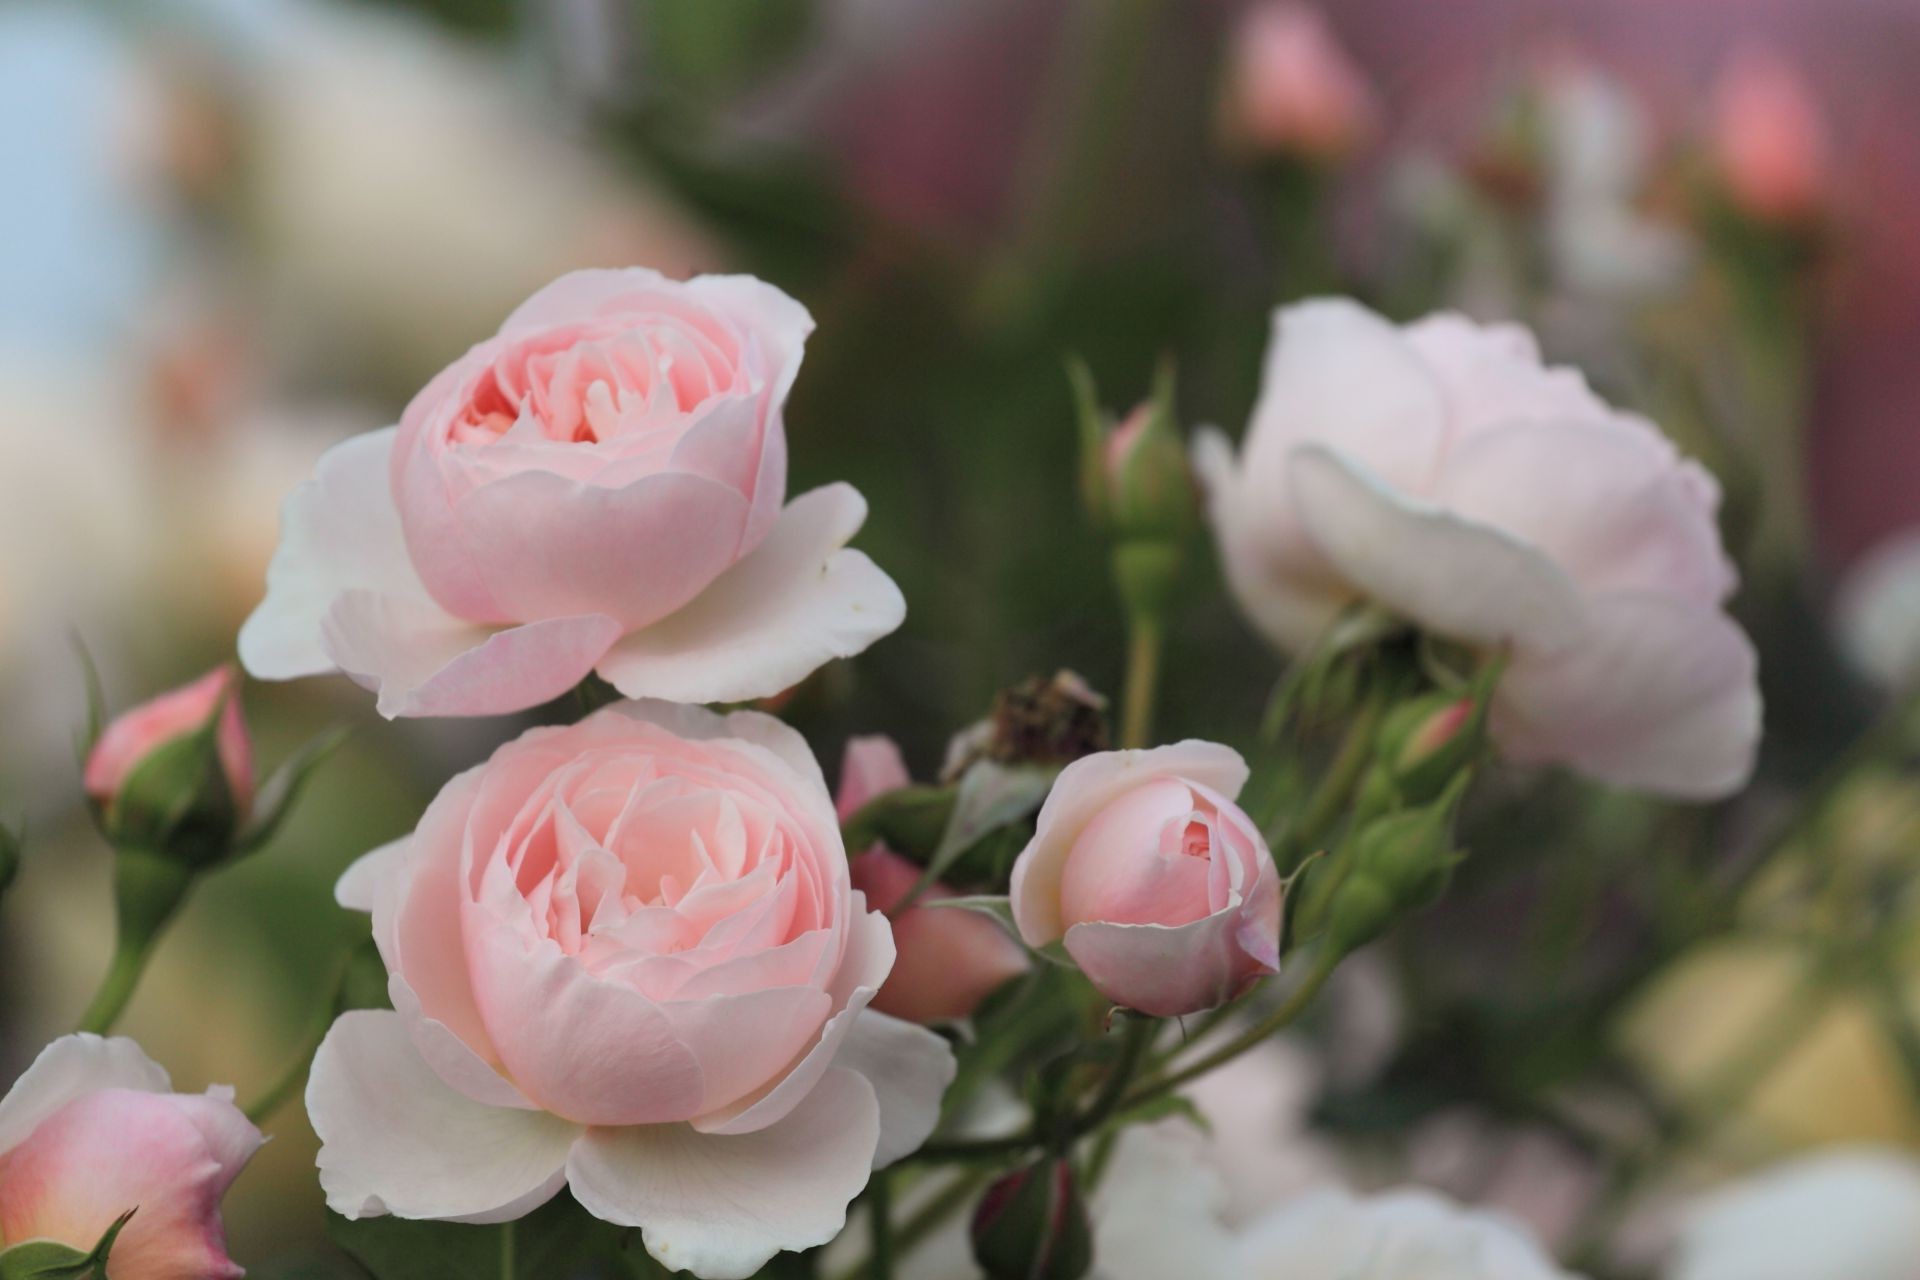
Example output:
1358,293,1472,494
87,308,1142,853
1289,443,1587,651
595,483,905,705
322,591,621,719
1065,908,1278,1019
836,736,913,821
455,469,751,630
567,1066,880,1280
308,1010,580,1223
0,1034,171,1156
827,1010,956,1167
1492,591,1762,800
240,426,431,679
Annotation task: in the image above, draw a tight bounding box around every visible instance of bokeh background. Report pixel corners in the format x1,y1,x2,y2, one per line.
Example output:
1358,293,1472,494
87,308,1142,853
4,0,1919,1273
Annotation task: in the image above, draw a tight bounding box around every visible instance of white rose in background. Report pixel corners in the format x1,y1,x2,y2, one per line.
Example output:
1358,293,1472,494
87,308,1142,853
241,2,722,385
1196,300,1760,799
241,267,904,718
1667,1148,1920,1280
1233,1186,1580,1280
1835,528,1920,689
308,701,953,1280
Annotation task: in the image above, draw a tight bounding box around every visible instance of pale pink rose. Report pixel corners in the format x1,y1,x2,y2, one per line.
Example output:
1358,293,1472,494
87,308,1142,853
835,736,1028,1024
309,702,953,1279
1219,2,1377,161
1712,47,1828,226
1009,742,1281,1017
83,667,254,816
1195,300,1760,799
239,268,904,718
0,1034,263,1279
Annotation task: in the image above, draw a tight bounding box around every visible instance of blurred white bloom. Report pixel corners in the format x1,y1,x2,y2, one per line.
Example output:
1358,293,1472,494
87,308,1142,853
1236,1186,1580,1280
241,3,722,383
1406,1111,1602,1251
1836,528,1920,688
1537,61,1691,302
1669,1148,1920,1280
1185,1038,1346,1226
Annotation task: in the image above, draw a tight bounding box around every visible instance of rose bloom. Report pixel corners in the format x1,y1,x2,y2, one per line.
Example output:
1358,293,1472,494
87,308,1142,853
1670,1147,1920,1280
0,1035,263,1278
1218,1,1377,161
836,736,1028,1024
240,268,904,718
83,666,253,815
1009,742,1281,1017
309,701,954,1279
1711,47,1829,226
1196,300,1760,799
1231,1187,1578,1280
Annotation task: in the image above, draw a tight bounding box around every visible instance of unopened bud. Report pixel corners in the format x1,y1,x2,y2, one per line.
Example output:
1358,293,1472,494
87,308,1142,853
1324,870,1397,955
1218,1,1376,163
1712,46,1827,226
972,1158,1094,1280
85,667,254,867
1071,360,1198,548
1371,693,1484,806
1351,776,1469,913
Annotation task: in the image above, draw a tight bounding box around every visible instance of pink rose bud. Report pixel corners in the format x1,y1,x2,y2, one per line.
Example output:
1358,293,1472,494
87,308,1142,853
84,666,255,828
0,1034,263,1278
1219,1,1377,161
1712,47,1829,225
1010,743,1282,1017
836,737,1029,1024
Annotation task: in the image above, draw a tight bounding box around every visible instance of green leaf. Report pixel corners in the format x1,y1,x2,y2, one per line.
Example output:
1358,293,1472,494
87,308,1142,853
236,725,351,855
70,633,108,762
904,762,1053,908
0,1207,136,1279
327,1194,630,1280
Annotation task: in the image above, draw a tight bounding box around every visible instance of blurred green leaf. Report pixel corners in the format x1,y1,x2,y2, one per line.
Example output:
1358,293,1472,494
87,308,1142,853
328,1195,632,1280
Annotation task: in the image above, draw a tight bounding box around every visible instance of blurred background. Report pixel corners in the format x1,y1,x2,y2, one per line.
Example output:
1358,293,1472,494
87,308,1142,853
3,0,1920,1274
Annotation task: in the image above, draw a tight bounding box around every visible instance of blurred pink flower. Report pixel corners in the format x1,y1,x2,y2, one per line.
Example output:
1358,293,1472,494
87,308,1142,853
83,666,253,818
0,1034,262,1279
1219,2,1377,160
239,268,904,719
310,701,953,1277
1010,742,1281,1017
1711,47,1829,225
836,737,1028,1024
1196,300,1760,798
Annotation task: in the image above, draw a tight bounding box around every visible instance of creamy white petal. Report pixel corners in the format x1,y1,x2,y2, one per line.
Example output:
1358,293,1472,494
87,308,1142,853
0,1034,171,1156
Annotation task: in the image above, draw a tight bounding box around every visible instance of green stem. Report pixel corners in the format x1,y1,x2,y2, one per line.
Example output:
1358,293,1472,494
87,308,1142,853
1120,616,1164,750
867,1170,895,1280
244,956,352,1124
76,849,195,1035
1076,1014,1158,1141
1119,950,1340,1111
1274,696,1383,859
499,1219,515,1280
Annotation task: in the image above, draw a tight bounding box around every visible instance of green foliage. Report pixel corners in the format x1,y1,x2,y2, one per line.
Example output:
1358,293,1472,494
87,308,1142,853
327,1195,638,1280
0,1209,134,1279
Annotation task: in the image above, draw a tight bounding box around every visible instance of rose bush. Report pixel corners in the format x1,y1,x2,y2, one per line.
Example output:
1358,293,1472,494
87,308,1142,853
1010,742,1281,1017
1195,300,1760,798
240,268,903,717
0,1034,262,1278
307,700,954,1279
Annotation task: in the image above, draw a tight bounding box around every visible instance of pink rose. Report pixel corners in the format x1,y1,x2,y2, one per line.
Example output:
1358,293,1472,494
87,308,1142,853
83,666,254,817
309,702,953,1279
1009,743,1281,1018
1195,300,1760,799
1219,2,1377,161
239,268,904,718
835,737,1028,1024
0,1034,263,1278
1712,47,1829,226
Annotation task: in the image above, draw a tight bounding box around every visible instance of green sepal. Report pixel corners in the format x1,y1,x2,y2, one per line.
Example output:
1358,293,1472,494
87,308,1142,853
235,725,350,856
0,1207,135,1279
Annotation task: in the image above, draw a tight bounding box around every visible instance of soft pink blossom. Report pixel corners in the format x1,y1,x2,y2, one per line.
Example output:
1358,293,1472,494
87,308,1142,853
0,1035,263,1279
1712,48,1828,225
835,736,1028,1024
240,268,904,719
1219,2,1377,160
309,701,953,1279
83,667,253,816
1009,742,1281,1017
1195,300,1760,799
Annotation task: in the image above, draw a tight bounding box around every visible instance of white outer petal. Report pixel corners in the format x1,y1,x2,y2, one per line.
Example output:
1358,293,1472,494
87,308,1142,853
828,1010,956,1168
595,483,905,705
0,1034,171,1157
567,1066,880,1280
307,1010,580,1223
